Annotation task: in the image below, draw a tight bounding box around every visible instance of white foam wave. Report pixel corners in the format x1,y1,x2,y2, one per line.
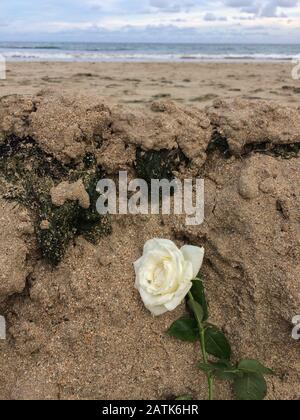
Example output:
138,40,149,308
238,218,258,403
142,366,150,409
0,50,297,62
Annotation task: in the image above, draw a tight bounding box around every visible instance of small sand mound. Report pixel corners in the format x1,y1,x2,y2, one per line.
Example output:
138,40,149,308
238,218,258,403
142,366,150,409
50,179,90,209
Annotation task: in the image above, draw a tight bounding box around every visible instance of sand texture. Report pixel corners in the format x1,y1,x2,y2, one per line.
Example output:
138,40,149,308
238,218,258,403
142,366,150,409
1,62,300,107
0,89,300,400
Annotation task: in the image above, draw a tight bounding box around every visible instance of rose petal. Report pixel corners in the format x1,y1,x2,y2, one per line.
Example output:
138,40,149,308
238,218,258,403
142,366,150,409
164,284,192,311
144,238,178,254
135,239,205,317
148,305,169,316
181,245,205,278
133,257,143,275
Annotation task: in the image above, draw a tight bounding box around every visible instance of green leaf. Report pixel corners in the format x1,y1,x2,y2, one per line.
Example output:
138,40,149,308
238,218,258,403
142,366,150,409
238,360,274,376
209,360,232,369
191,279,209,321
213,369,241,381
204,326,231,361
175,395,193,401
198,363,214,374
234,373,267,401
188,299,204,324
167,317,199,342
209,361,240,381
198,361,240,381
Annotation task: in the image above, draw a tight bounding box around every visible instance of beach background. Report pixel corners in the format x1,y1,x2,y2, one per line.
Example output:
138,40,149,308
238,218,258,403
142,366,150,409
1,42,300,106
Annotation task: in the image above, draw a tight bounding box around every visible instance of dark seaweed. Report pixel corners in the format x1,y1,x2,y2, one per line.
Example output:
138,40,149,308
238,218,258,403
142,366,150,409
0,135,111,266
135,147,188,184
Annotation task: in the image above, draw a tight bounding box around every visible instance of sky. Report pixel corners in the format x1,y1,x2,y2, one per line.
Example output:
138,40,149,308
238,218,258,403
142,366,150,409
1,0,300,43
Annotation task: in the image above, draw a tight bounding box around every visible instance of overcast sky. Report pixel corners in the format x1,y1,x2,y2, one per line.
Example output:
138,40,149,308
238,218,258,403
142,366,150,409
1,0,300,43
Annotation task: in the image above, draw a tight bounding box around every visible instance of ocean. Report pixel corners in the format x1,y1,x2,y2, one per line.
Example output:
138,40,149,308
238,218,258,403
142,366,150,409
0,42,300,62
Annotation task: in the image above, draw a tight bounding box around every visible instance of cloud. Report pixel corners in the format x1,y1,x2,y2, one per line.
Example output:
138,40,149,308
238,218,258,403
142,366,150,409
225,0,300,17
260,0,299,17
0,0,300,42
149,0,195,13
203,12,228,21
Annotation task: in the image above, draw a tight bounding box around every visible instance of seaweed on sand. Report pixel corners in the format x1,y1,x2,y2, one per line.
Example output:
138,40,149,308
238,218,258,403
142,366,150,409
207,131,300,160
207,131,231,158
135,147,188,184
243,142,300,159
0,135,111,266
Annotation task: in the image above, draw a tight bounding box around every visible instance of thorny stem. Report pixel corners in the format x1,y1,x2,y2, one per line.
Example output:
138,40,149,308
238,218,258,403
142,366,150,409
188,291,214,401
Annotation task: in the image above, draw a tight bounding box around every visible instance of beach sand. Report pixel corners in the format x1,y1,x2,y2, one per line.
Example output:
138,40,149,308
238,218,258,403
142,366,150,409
0,62,300,401
1,61,299,106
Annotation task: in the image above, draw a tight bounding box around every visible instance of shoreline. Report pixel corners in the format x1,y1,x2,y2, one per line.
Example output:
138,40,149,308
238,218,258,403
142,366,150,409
3,58,296,63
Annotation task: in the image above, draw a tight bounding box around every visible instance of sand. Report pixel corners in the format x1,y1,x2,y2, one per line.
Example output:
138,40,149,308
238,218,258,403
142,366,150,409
1,61,299,107
0,62,300,401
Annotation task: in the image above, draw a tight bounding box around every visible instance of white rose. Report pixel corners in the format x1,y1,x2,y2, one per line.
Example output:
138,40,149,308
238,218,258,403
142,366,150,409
134,239,205,316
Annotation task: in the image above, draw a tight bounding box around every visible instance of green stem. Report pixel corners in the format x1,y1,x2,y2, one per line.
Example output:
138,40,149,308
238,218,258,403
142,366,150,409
188,291,214,401
200,329,214,400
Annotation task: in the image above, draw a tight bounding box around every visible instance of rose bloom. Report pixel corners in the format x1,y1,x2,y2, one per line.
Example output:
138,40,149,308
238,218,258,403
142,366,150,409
134,239,204,316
